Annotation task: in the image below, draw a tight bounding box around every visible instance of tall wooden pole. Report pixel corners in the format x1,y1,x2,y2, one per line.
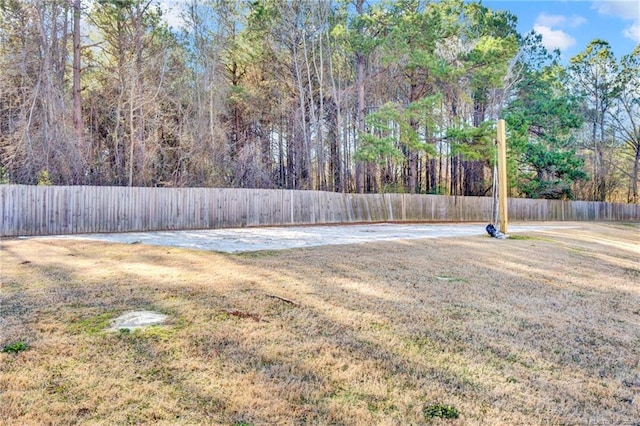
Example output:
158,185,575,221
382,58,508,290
497,119,508,234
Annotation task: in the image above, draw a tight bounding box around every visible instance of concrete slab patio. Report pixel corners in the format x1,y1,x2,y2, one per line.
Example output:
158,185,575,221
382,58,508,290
32,222,574,253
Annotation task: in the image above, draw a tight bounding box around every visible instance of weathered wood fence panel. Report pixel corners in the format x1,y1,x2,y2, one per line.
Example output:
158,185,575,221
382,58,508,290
1,185,639,236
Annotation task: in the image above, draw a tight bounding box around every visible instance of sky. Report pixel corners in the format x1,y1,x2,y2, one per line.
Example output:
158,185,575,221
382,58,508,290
482,0,640,60
157,0,640,61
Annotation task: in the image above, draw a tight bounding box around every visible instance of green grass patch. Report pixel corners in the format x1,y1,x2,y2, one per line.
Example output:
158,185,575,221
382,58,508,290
232,250,282,258
136,325,176,341
1,341,29,354
423,403,459,419
68,312,116,334
508,234,552,242
507,235,534,240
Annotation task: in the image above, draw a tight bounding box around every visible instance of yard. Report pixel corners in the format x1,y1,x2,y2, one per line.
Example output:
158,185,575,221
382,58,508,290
1,222,639,425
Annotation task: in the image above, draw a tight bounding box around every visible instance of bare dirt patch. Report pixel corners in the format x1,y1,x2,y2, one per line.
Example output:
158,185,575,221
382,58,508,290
1,222,639,425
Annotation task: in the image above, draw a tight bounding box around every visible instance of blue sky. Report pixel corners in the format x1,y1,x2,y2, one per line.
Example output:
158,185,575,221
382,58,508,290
482,0,640,60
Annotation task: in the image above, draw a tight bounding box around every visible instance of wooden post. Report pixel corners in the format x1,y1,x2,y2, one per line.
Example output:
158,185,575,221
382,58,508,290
496,119,508,234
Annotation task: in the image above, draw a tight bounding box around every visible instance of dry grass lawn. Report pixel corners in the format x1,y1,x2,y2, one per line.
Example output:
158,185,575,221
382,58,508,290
1,222,639,425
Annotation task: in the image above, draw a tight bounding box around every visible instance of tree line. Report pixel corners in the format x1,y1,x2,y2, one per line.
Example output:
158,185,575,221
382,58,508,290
1,0,638,202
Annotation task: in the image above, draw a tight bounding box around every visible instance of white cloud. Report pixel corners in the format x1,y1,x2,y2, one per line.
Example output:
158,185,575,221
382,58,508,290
567,15,588,27
592,0,640,20
536,13,567,27
592,0,640,43
532,13,583,52
533,24,577,51
623,21,640,42
536,13,587,28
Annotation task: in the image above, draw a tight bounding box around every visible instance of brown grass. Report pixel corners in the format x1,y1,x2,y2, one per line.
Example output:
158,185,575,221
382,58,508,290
1,222,639,425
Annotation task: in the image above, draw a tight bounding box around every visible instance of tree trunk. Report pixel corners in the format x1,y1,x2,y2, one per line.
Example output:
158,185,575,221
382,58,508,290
355,0,365,194
72,0,83,171
327,97,342,192
633,144,639,203
408,150,418,193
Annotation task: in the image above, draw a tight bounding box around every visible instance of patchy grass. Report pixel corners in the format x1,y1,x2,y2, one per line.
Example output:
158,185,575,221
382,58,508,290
232,250,282,258
68,312,117,335
1,222,639,424
507,234,553,242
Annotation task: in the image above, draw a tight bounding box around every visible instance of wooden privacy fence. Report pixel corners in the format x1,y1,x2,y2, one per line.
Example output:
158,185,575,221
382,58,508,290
1,185,639,237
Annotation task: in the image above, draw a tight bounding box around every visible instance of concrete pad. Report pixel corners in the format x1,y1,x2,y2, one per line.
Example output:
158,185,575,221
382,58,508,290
108,310,168,332
34,223,576,253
